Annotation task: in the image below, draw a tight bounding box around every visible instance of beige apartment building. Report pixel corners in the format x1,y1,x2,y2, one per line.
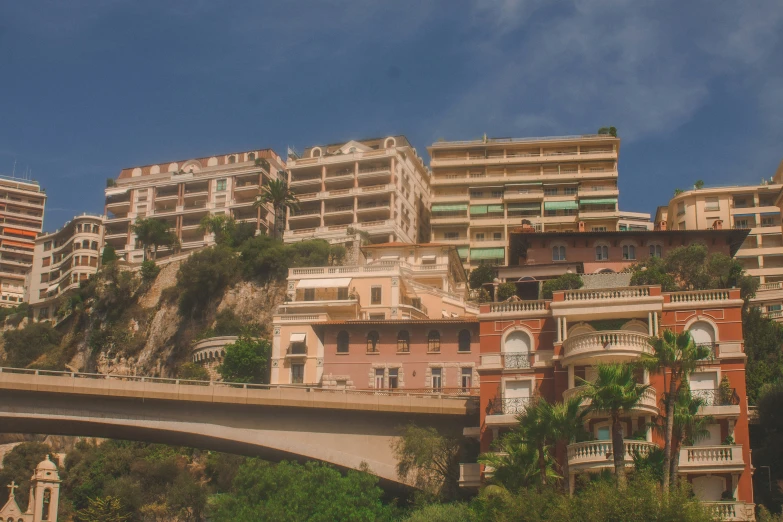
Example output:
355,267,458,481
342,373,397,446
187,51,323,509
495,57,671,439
27,213,103,320
283,136,430,246
104,149,285,263
427,134,650,269
0,176,47,306
657,181,783,318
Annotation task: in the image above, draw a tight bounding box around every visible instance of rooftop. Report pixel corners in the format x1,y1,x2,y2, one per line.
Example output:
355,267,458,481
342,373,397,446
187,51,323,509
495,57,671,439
299,135,411,158
428,133,619,149
116,148,282,180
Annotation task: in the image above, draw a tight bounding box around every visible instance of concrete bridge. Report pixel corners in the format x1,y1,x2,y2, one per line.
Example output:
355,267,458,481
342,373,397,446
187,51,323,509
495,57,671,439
0,368,478,487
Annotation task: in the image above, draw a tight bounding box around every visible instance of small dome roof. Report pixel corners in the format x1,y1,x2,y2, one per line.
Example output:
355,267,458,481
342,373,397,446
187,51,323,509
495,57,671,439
36,455,57,471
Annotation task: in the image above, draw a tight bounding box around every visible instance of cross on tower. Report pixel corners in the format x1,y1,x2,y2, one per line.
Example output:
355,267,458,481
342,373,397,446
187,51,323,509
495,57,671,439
6,481,18,497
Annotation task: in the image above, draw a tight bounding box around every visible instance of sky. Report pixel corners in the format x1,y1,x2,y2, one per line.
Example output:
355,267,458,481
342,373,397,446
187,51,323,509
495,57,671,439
1,0,782,231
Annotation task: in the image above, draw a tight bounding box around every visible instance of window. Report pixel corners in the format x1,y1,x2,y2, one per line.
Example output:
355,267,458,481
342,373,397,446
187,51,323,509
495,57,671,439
677,202,685,215
444,232,459,240
428,331,441,352
369,313,385,320
388,368,399,389
337,331,349,353
461,368,472,391
304,288,315,301
705,197,719,211
375,368,385,388
338,287,348,300
43,241,51,251
397,330,410,353
431,368,442,391
564,186,577,195
470,191,483,198
42,257,51,267
552,245,566,261
768,304,782,312
216,179,227,191
248,152,255,161
649,244,662,258
544,187,558,196
491,190,503,199
82,239,89,249
762,216,777,227
371,286,382,305
622,245,636,260
458,330,472,352
228,155,236,164
591,226,607,232
367,331,380,352
734,219,749,228
291,363,304,384
595,245,609,261
493,232,502,240
475,233,485,241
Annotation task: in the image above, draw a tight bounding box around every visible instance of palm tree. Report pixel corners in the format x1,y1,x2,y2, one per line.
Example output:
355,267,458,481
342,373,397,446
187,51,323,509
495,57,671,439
131,218,178,260
254,179,299,240
667,385,713,484
199,213,236,245
641,329,711,492
515,398,558,486
479,432,554,492
579,363,650,488
547,397,588,494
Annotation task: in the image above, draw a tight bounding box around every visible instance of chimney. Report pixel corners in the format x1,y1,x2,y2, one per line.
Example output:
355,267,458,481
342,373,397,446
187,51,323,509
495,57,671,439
659,220,667,231
578,221,586,232
713,219,723,230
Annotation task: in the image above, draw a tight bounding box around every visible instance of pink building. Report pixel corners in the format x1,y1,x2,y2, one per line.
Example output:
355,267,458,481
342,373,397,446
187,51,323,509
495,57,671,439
271,243,480,388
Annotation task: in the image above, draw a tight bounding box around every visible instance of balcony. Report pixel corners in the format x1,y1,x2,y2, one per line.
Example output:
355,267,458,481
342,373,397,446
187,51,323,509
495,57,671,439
289,209,321,220
290,175,322,187
678,445,744,473
692,388,741,417
550,286,662,320
562,331,652,364
562,385,658,415
478,353,532,370
286,345,308,358
664,289,741,308
567,440,657,471
483,300,549,317
703,502,754,521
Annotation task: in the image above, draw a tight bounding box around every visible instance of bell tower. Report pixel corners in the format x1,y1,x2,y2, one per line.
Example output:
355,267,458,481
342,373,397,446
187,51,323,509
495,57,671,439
30,455,60,522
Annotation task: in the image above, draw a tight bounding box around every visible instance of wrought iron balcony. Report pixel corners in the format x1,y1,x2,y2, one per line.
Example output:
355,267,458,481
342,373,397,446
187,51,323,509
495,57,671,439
486,396,534,416
691,388,739,407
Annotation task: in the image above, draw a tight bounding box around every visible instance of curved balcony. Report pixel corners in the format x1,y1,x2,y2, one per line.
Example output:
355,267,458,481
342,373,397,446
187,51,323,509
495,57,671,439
567,439,657,472
562,385,658,415
562,330,651,364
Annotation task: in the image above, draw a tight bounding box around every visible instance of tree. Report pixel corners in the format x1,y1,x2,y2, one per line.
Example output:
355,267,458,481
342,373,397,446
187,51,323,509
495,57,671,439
2,322,62,367
515,399,557,486
239,235,289,282
641,329,711,492
254,179,299,240
629,256,677,291
744,307,783,404
753,383,783,511
75,496,131,522
199,213,237,246
391,424,462,501
139,260,160,282
479,435,550,492
579,363,650,488
209,460,390,522
666,386,712,483
548,397,589,493
0,442,52,509
131,218,178,260
497,282,517,301
178,362,210,381
101,244,118,264
217,336,271,384
541,273,583,299
674,188,684,196
176,246,239,317
597,126,618,137
469,263,495,290
694,180,705,189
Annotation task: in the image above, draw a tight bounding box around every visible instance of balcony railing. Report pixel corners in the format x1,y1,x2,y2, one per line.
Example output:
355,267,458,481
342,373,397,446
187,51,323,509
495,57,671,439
562,286,651,301
567,440,657,468
668,289,733,303
704,501,753,521
488,300,548,313
562,331,652,361
679,445,744,470
486,396,534,415
691,388,739,406
563,385,657,413
503,353,531,369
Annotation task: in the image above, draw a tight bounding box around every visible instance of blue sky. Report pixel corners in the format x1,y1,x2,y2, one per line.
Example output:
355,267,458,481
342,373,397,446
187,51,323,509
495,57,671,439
1,1,782,231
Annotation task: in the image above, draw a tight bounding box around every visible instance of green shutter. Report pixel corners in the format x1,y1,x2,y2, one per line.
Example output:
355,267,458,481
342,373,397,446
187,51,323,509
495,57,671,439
432,204,468,212
470,205,488,215
457,247,469,259
579,198,618,205
470,248,506,260
487,204,504,213
508,202,541,210
544,201,578,210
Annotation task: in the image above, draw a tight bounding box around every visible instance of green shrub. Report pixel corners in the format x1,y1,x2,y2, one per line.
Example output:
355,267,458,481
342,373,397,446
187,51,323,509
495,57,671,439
239,235,289,282
497,282,517,301
541,273,583,299
140,260,160,282
2,322,62,367
404,503,476,522
217,336,271,384
177,362,210,381
176,246,239,317
101,244,118,264
469,263,495,290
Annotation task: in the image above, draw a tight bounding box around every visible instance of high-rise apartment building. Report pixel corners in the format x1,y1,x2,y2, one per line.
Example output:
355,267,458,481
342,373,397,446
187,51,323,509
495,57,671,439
427,135,650,269
104,149,285,263
283,136,430,246
658,181,783,319
0,176,46,306
27,214,103,320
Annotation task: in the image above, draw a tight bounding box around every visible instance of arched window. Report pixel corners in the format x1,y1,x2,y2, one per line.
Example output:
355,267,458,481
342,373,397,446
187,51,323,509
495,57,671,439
366,331,380,353
689,321,716,347
622,244,636,260
649,244,663,258
385,137,396,148
458,330,472,352
248,152,256,161
595,245,609,261
552,245,566,261
228,155,236,164
428,330,441,352
337,330,349,353
397,330,410,353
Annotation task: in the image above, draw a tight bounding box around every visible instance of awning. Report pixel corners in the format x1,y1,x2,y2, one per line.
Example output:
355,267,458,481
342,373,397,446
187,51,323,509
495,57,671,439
432,204,468,212
457,247,469,258
297,277,352,289
761,212,780,216
733,213,755,217
421,255,437,261
506,182,542,187
544,201,578,211
289,333,307,343
105,187,129,197
580,198,617,205
3,227,37,237
471,248,505,260
1,239,34,249
47,284,59,293
487,204,504,213
543,181,578,186
508,203,541,210
470,205,488,215
380,255,399,260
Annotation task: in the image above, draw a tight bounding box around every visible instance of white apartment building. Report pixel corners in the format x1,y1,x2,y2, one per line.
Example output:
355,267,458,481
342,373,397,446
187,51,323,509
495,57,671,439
284,136,430,245
427,134,650,268
104,149,285,263
0,176,46,306
27,213,103,320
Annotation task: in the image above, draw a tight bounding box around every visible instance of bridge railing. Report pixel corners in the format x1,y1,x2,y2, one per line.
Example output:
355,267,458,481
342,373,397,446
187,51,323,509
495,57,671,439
0,367,478,400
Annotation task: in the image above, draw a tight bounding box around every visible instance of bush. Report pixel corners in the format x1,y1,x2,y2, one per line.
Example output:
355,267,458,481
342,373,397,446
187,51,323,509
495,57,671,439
541,273,583,299
404,503,476,522
177,246,240,317
198,309,264,339
140,260,160,282
497,282,517,301
239,235,289,282
286,239,331,268
217,336,271,384
469,264,496,290
2,322,62,367
101,244,118,264
178,362,210,381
